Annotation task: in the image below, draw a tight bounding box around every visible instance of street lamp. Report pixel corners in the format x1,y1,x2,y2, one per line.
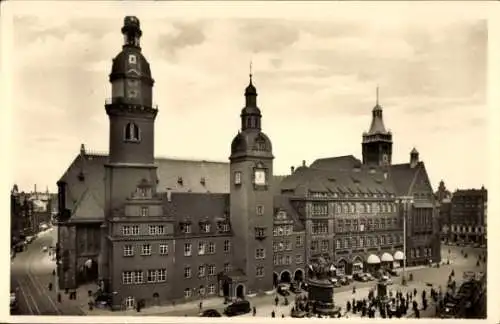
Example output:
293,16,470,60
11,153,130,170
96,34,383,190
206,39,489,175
396,196,413,286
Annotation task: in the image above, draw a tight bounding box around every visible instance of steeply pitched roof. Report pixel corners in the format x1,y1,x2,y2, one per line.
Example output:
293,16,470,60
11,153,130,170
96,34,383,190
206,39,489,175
59,153,230,223
274,195,305,231
280,163,396,196
162,192,230,234
70,188,104,222
309,155,361,171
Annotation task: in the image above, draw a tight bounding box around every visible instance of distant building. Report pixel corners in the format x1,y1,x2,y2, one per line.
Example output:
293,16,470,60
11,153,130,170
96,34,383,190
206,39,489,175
448,187,487,245
435,180,452,242
10,186,35,243
56,16,441,310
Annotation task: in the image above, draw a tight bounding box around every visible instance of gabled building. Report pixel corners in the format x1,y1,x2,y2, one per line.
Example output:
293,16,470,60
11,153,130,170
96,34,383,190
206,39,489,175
56,16,440,310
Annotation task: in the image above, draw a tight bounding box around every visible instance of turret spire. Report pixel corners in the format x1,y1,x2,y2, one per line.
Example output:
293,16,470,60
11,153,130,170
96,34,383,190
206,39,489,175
376,85,379,106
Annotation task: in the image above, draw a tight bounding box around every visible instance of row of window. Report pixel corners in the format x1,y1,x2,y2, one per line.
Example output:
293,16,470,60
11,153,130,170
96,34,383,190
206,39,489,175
122,225,165,236
180,222,230,234
122,269,167,284
310,202,399,216
184,263,234,278
123,243,168,256
410,247,432,258
310,234,404,251
184,240,231,256
309,191,395,199
183,284,217,298
337,217,400,232
273,225,294,237
273,254,303,266
450,225,485,233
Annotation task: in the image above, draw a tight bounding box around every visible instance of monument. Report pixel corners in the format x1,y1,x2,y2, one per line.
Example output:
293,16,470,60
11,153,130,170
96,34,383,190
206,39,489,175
306,257,341,316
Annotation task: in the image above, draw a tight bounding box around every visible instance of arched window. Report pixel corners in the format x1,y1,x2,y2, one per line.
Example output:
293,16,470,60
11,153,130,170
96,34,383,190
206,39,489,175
387,204,392,213
349,204,355,213
124,122,140,142
366,204,371,213
381,204,386,213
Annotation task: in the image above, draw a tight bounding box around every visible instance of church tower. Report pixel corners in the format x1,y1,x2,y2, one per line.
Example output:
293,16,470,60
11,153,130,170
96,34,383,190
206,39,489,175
229,71,274,295
362,88,393,166
100,16,160,297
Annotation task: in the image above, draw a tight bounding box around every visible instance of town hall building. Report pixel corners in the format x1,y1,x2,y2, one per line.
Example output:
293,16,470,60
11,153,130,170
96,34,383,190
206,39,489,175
55,16,440,310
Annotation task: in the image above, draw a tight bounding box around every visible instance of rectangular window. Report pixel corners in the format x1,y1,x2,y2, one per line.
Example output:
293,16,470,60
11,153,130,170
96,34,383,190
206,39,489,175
147,269,157,283
255,248,265,259
208,242,215,254
295,236,303,248
273,227,279,237
134,270,143,284
224,262,231,273
359,237,364,248
256,266,264,277
285,255,292,265
198,265,206,277
336,239,341,249
273,254,279,265
123,245,134,257
184,243,192,256
184,288,191,298
256,205,264,216
321,240,329,251
208,265,216,276
159,243,168,255
203,224,211,233
208,284,216,295
273,242,279,252
311,203,328,216
182,224,192,234
122,271,133,284
296,254,303,264
284,240,292,250
198,242,206,255
141,244,151,256
131,225,140,235
122,226,131,236
148,225,157,235
184,266,192,279
343,239,348,249
223,240,231,253
234,171,242,185
158,269,167,282
141,207,149,217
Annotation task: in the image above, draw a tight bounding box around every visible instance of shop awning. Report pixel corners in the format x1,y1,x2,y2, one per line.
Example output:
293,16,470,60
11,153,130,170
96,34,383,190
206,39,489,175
381,252,394,262
367,254,381,264
394,251,405,261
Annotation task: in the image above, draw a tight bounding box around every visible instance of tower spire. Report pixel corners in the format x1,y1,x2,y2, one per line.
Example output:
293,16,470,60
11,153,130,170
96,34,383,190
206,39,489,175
249,60,253,84
376,85,379,106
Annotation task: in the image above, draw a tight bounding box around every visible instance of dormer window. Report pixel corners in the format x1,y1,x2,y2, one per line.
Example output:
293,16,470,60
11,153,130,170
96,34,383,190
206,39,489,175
201,223,211,233
181,223,192,234
124,122,140,142
177,177,184,186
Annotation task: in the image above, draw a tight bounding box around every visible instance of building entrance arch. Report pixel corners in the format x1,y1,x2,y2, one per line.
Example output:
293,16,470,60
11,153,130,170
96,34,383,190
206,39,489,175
294,269,304,282
236,284,245,299
337,258,348,276
280,270,291,283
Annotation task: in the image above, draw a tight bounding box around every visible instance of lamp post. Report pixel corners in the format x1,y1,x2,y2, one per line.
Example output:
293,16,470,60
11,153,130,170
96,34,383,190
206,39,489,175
396,196,413,286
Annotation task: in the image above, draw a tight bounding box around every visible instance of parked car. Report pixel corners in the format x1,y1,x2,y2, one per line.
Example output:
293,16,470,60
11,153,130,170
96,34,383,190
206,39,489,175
291,309,308,318
277,284,290,296
200,309,222,317
353,273,369,282
223,300,251,317
330,278,342,288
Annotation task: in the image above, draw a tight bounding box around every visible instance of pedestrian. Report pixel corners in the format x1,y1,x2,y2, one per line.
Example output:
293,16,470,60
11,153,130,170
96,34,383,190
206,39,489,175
353,285,356,294
281,314,285,318
48,282,53,291
57,293,61,303
52,269,56,276
253,306,256,316
275,296,279,306
199,301,203,312
271,310,275,318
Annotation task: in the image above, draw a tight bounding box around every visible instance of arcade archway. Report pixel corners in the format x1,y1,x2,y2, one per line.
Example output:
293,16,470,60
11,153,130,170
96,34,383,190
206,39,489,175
236,284,245,299
280,270,291,283
294,269,304,282
336,258,348,276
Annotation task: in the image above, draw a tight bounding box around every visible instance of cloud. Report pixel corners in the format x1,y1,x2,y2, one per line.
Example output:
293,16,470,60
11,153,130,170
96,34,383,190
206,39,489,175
8,14,487,192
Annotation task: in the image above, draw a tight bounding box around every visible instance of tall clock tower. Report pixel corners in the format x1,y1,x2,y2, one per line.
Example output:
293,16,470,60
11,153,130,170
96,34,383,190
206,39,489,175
362,88,393,166
229,73,274,295
99,16,159,292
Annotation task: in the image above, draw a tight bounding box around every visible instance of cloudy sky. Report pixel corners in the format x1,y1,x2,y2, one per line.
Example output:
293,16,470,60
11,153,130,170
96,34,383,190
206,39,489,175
2,2,489,193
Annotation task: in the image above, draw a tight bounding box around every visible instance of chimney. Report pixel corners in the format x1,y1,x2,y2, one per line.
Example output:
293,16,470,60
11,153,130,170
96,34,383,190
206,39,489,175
80,143,86,156
410,148,419,168
166,188,172,202
302,160,306,167
291,166,295,174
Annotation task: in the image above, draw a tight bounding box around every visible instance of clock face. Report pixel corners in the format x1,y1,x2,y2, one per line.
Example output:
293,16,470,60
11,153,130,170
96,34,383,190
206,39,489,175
255,169,266,186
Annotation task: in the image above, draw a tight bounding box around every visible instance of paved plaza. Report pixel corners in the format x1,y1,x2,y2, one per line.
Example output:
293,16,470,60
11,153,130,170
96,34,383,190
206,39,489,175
10,230,485,318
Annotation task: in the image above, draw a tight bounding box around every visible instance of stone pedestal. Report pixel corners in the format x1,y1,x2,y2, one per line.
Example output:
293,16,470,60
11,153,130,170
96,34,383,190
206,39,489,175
307,278,340,316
